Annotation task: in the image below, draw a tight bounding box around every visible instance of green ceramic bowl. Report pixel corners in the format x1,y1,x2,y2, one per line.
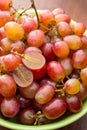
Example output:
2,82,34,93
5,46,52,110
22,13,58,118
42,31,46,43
0,99,87,130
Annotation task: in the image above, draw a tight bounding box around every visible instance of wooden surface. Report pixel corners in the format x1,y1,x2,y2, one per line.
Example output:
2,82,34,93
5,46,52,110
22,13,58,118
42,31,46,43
0,0,87,130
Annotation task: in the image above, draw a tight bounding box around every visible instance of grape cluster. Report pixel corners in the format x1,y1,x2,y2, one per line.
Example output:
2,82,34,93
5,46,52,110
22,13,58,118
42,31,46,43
0,0,87,125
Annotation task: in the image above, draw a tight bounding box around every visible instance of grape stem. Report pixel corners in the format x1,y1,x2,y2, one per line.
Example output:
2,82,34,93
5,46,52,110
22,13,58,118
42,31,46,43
30,0,40,28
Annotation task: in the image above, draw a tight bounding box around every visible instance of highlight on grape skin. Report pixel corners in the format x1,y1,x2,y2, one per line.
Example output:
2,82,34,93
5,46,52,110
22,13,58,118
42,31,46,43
0,0,87,126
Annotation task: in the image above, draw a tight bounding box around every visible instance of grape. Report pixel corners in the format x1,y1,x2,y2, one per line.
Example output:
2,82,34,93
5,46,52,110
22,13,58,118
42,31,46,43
13,64,33,88
52,8,65,16
1,97,20,118
24,46,42,54
77,84,87,101
35,84,55,104
56,21,72,37
1,54,22,72
66,95,82,113
41,43,56,61
60,57,73,76
19,81,40,99
27,29,44,48
11,41,25,54
39,9,55,32
21,17,37,33
18,96,31,109
0,74,17,98
32,99,43,111
47,61,65,82
4,21,24,41
0,0,12,10
80,67,87,87
42,98,67,120
22,51,46,70
64,78,80,95
0,37,12,53
81,36,87,49
71,22,86,36
0,11,11,27
40,78,56,88
32,64,47,81
55,14,70,23
37,113,51,125
19,107,35,125
72,49,87,69
53,41,70,58
64,35,82,50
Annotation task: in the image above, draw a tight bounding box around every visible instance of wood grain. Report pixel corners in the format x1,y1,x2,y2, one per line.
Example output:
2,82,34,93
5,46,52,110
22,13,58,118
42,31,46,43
0,0,87,130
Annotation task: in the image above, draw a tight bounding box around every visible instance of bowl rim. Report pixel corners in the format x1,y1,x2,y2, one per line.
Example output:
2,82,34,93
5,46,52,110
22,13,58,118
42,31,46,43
0,99,87,130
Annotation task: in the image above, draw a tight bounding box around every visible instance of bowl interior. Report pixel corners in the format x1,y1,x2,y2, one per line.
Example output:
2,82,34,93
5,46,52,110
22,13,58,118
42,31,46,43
0,99,87,130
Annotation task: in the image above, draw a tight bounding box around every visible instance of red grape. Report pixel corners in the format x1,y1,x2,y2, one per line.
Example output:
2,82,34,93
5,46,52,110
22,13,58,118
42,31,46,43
81,36,87,49
11,41,25,54
53,41,70,58
0,11,11,27
32,64,47,81
0,37,12,53
52,8,65,16
19,81,40,99
60,57,73,76
41,43,56,61
1,97,20,118
64,35,82,50
0,74,17,98
35,84,55,104
27,29,44,48
64,78,80,95
13,64,33,88
40,78,56,88
66,95,82,113
80,67,87,87
72,49,87,69
56,21,72,37
22,51,46,70
47,61,65,82
77,84,87,101
32,99,43,111
21,17,37,33
18,96,31,109
39,9,55,32
19,107,35,125
55,14,70,23
24,46,42,54
42,98,67,120
0,0,12,10
71,22,86,36
1,54,22,72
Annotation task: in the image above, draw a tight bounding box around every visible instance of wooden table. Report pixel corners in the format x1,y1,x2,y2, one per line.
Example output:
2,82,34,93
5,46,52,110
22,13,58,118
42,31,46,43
0,0,87,130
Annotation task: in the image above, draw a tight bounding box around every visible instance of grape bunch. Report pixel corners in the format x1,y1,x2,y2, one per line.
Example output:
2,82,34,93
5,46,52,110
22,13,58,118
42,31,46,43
0,0,87,125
